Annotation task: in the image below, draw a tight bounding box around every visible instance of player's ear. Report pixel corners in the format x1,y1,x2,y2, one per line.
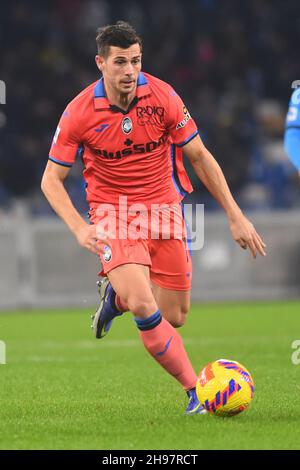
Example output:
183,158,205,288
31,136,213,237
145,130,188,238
95,55,104,72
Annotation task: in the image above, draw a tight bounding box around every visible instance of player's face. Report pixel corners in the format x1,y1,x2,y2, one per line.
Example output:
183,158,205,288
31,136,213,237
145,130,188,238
96,44,142,95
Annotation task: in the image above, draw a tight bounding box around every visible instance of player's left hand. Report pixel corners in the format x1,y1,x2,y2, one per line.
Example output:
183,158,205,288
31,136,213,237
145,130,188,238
228,213,266,258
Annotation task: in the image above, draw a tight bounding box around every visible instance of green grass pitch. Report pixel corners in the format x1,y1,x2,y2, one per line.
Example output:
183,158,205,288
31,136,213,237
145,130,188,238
0,301,300,450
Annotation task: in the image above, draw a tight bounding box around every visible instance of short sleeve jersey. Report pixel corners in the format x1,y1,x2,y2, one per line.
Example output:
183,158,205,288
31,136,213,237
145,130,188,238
49,72,199,208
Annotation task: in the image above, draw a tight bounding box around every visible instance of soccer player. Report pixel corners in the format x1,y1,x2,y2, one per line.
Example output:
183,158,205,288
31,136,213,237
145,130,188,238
284,85,300,177
41,21,266,415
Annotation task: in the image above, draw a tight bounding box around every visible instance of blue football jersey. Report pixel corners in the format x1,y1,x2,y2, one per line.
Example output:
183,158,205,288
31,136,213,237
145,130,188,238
284,88,300,170
286,88,300,129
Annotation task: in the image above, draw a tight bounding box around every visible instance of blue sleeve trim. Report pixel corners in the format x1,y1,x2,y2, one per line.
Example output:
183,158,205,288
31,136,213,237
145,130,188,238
176,130,199,148
49,156,73,168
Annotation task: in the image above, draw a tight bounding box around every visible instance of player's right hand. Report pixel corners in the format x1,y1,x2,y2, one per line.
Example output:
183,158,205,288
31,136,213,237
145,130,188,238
75,224,111,255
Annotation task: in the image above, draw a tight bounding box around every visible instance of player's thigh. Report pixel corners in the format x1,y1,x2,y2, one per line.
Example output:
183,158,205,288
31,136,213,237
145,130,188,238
152,283,191,328
108,264,157,318
149,236,192,327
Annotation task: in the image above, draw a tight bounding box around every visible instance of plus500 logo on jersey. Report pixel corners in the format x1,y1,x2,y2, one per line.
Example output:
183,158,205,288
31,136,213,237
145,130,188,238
93,134,168,159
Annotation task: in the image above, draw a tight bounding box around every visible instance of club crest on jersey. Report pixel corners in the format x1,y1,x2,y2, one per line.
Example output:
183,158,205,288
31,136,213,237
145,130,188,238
103,245,112,262
122,117,133,134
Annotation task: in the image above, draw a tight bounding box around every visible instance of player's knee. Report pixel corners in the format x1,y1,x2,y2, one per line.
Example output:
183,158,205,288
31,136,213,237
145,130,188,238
169,316,185,328
167,306,189,328
127,296,157,317
180,303,190,317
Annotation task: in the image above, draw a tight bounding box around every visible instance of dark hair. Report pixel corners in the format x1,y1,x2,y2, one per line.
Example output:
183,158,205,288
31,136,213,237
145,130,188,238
96,21,142,57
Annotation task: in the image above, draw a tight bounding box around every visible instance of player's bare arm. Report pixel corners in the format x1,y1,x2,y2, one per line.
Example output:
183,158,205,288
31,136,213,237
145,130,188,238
41,161,109,255
183,134,266,258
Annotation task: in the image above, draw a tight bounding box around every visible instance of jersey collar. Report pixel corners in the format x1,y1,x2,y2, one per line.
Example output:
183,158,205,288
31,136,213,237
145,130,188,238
93,72,151,111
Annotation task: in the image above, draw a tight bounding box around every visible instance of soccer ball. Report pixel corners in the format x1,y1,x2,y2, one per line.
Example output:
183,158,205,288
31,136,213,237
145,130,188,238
196,359,254,417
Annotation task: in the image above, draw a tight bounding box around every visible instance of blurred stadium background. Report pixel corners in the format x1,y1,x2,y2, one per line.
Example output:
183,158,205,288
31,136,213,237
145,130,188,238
1,0,300,309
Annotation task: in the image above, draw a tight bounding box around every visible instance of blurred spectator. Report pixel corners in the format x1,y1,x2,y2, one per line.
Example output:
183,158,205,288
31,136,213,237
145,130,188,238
1,0,300,214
